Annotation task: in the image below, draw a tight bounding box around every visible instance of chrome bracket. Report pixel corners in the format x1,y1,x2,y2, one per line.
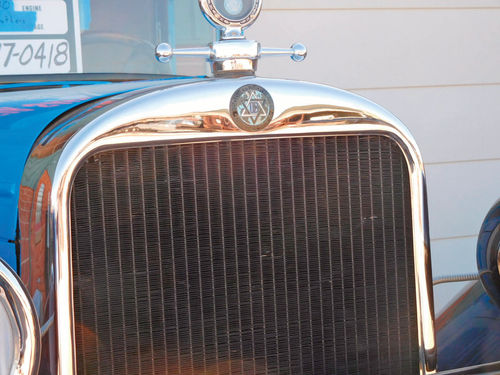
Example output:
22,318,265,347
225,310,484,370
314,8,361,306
155,0,305,76
155,39,307,76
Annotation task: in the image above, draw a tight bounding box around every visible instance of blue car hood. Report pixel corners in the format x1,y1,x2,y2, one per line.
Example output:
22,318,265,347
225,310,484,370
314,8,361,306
0,77,203,269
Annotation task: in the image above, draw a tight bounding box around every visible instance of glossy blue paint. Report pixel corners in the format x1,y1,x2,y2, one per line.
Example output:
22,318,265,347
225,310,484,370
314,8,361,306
477,199,500,307
437,281,500,370
0,76,203,271
0,81,111,90
437,199,500,370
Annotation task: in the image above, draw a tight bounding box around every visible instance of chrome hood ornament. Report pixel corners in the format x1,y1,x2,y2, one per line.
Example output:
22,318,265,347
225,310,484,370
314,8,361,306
155,0,306,76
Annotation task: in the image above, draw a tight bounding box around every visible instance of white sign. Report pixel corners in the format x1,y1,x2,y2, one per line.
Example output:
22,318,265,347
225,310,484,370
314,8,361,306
0,1,68,35
0,39,71,74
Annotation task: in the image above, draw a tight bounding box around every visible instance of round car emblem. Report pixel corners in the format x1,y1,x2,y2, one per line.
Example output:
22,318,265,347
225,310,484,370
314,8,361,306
230,84,274,131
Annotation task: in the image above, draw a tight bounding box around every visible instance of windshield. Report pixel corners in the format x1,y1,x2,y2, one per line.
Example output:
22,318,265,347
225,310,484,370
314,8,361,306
0,0,213,78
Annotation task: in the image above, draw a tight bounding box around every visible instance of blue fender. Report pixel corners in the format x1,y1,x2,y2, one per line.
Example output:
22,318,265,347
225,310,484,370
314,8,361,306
0,77,202,271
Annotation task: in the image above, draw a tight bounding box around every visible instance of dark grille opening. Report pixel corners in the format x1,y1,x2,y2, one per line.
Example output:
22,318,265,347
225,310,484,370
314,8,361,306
71,135,419,374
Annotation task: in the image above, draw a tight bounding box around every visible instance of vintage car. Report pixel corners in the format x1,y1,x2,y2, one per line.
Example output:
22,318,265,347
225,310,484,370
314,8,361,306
1,0,500,374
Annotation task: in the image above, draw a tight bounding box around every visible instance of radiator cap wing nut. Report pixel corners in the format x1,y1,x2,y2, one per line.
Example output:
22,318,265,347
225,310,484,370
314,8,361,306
230,84,274,131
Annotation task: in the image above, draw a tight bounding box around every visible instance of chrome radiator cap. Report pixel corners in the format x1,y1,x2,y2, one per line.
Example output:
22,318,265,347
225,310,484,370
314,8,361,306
155,0,306,76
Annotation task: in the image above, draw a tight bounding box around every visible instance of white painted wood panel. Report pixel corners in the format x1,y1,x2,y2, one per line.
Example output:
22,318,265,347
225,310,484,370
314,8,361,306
431,236,477,277
426,160,500,240
247,2,500,316
431,236,478,314
247,9,500,89
264,0,500,10
354,84,500,164
434,281,475,314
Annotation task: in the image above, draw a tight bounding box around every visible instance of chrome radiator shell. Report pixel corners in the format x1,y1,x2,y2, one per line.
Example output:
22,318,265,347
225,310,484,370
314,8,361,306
19,77,436,374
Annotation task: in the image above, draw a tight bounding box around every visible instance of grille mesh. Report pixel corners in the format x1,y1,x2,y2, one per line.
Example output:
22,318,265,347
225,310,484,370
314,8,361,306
71,135,419,374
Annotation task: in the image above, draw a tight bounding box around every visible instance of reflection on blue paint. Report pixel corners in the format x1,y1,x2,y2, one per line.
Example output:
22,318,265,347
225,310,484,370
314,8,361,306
0,0,36,32
437,282,500,370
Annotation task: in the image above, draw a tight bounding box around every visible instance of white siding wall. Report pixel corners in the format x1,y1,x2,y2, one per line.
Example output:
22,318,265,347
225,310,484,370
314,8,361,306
247,0,500,314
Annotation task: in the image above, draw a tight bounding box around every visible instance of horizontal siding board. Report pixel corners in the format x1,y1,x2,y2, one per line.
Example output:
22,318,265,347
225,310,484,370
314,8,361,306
431,237,478,314
433,281,475,315
249,1,499,323
247,9,500,88
264,0,500,10
431,237,477,277
354,84,500,164
425,160,500,240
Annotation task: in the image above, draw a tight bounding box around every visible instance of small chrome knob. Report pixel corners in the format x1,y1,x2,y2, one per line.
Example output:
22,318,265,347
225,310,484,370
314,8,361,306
155,43,173,63
291,43,307,62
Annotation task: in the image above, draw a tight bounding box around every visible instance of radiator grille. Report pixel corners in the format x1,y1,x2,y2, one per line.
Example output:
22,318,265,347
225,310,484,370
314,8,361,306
71,135,419,374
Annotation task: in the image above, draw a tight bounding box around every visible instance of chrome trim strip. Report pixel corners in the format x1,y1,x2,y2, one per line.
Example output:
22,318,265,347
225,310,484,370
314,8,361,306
433,273,479,286
21,77,436,374
0,259,41,375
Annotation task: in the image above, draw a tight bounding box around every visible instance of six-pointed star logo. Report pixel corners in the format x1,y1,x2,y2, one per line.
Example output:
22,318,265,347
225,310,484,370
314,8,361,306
239,90,268,125
230,84,274,131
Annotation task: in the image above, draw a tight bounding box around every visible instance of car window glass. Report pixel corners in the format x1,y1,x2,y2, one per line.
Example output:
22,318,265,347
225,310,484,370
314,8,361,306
0,0,213,77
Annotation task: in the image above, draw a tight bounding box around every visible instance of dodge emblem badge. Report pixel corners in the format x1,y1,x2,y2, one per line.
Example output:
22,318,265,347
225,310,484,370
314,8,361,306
230,84,274,131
